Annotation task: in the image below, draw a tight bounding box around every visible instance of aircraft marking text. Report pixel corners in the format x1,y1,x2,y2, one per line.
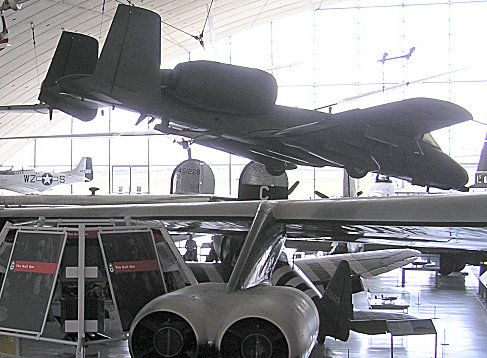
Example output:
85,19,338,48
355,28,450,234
23,174,65,185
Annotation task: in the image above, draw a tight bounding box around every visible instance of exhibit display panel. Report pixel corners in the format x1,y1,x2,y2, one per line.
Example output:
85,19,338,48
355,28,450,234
0,231,66,334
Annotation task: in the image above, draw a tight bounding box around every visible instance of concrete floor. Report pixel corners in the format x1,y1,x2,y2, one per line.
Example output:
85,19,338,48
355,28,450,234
311,266,487,358
2,266,487,358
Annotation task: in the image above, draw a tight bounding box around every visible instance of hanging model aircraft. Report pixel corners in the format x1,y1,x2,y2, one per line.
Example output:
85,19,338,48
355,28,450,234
0,0,28,11
0,194,485,356
0,157,93,194
0,0,32,52
0,4,472,191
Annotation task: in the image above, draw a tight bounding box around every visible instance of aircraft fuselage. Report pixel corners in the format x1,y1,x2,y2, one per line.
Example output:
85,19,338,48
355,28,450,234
38,6,470,192
51,70,469,191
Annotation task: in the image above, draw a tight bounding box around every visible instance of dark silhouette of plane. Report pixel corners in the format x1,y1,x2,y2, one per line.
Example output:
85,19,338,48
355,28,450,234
1,4,472,191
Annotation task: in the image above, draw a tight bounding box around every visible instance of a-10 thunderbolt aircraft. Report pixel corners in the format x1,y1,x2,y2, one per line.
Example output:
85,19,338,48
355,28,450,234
0,4,472,192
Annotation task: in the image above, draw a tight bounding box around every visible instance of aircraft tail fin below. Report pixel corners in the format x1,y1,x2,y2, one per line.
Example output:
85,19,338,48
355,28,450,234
313,260,353,343
38,32,99,121
472,133,487,188
93,4,161,110
70,157,93,181
476,134,487,172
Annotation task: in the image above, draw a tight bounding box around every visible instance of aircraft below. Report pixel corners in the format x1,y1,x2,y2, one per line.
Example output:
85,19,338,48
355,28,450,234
0,4,471,192
358,135,487,275
368,175,397,197
0,157,93,194
0,195,483,356
367,133,487,275
471,131,487,189
188,245,422,340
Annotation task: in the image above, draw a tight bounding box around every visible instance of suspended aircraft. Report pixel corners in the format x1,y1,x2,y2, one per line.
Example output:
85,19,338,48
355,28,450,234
0,157,93,194
0,4,472,191
0,0,28,11
0,0,33,52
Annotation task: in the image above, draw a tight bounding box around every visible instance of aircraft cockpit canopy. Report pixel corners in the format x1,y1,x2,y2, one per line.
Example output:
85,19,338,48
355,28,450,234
421,133,442,150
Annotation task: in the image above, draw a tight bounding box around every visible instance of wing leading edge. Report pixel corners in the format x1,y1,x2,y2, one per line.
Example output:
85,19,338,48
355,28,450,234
332,97,471,138
1,194,486,250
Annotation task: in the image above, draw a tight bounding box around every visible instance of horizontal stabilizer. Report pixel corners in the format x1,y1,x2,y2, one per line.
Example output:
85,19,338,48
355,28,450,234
477,134,487,172
350,310,417,335
471,133,487,188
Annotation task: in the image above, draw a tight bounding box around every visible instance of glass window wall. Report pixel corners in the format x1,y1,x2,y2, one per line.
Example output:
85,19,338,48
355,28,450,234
3,0,486,197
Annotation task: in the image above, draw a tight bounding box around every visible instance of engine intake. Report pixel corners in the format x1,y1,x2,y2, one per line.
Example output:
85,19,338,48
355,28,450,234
131,311,197,358
220,318,289,358
129,283,318,358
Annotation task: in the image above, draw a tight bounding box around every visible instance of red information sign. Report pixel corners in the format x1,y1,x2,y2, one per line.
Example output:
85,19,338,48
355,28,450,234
111,260,160,273
13,261,58,274
100,231,166,331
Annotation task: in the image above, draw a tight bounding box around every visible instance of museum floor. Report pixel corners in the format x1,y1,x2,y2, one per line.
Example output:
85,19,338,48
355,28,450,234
3,266,487,358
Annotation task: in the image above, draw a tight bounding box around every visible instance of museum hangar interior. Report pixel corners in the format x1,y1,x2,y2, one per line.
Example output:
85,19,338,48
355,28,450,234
0,1,487,357
1,0,487,198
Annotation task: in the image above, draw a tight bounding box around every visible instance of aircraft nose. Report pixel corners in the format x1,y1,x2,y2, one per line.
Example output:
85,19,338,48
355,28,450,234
414,144,469,191
438,154,469,191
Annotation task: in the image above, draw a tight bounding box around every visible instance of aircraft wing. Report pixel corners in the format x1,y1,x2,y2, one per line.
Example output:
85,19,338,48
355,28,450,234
0,194,227,207
294,248,420,294
188,248,419,283
1,194,483,352
350,310,428,335
332,97,472,137
1,193,486,250
339,225,487,251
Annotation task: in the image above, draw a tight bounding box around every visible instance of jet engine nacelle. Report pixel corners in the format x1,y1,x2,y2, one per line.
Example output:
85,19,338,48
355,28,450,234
39,84,98,122
129,283,318,358
163,60,278,116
